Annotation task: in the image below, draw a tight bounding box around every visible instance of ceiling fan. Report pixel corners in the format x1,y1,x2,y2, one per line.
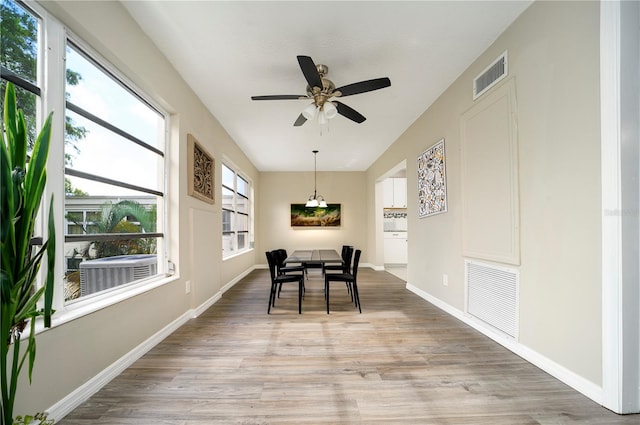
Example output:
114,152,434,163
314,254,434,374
251,55,391,127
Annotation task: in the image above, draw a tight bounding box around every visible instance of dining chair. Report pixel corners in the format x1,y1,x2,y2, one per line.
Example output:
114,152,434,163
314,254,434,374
324,249,362,314
323,245,353,274
274,249,305,297
275,249,305,275
266,251,304,314
323,245,354,300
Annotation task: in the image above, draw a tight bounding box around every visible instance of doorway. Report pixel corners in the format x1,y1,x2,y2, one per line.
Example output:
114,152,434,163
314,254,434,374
377,160,407,281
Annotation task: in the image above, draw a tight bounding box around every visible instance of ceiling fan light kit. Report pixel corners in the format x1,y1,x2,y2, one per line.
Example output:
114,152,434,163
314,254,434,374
302,103,317,120
251,55,391,129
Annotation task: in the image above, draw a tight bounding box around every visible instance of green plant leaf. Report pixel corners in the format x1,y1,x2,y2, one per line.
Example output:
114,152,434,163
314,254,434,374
44,194,55,327
1,82,56,424
3,83,19,166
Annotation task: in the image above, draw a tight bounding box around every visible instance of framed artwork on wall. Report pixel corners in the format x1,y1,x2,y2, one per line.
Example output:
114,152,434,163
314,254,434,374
187,134,215,204
291,204,341,227
418,138,447,218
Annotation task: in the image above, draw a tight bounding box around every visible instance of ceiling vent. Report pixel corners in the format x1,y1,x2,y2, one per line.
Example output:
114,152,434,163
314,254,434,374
473,51,508,100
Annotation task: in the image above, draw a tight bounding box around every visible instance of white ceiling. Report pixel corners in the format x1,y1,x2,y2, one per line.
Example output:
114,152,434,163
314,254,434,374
122,1,531,172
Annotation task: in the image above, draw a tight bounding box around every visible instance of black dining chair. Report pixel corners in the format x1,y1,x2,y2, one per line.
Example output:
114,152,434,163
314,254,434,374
275,249,305,276
273,249,305,297
324,249,362,314
323,245,354,300
323,245,353,275
266,251,304,314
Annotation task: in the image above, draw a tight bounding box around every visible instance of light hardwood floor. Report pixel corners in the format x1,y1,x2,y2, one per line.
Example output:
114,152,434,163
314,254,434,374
58,268,638,424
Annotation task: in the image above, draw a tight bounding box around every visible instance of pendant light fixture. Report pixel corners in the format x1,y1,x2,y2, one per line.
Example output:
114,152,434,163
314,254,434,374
305,150,327,208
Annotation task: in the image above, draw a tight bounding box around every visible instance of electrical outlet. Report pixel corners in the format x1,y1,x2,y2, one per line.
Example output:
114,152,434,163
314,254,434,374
185,280,191,294
443,274,449,286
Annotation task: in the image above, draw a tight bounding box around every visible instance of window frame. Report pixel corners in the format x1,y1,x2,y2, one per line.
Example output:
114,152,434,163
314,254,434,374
61,33,170,303
1,0,175,325
221,160,252,259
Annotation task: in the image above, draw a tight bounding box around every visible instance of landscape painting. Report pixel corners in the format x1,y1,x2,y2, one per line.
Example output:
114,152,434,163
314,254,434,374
291,204,341,227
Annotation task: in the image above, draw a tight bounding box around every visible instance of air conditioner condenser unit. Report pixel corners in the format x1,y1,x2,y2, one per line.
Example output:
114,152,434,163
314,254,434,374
80,254,157,296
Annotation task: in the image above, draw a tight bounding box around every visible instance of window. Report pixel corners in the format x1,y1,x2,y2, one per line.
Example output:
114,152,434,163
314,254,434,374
0,0,41,146
1,0,170,309
222,163,251,257
63,41,166,301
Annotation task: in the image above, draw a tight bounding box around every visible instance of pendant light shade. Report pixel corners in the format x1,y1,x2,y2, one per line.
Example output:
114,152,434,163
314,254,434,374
305,150,327,208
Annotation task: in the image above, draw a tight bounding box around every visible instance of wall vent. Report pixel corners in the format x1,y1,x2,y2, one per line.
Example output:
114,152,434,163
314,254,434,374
80,254,157,296
473,51,508,100
465,259,518,338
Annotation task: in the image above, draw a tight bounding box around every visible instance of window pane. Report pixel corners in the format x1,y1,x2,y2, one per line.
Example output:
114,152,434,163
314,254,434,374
237,233,246,250
68,224,83,235
0,0,40,146
63,38,165,302
236,195,247,214
222,163,250,259
86,211,101,222
67,211,83,222
222,210,232,233
237,176,248,197
0,82,38,148
86,224,100,234
66,109,161,192
66,45,163,148
0,0,38,84
237,213,248,232
64,194,159,301
222,164,234,188
222,233,235,255
65,174,146,198
222,187,234,210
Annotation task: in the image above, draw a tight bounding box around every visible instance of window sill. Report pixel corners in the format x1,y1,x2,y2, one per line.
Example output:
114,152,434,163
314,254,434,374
35,274,180,334
222,247,253,261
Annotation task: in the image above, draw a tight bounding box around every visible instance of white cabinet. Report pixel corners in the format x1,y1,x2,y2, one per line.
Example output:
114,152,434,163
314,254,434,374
383,178,407,208
384,232,408,264
393,178,407,208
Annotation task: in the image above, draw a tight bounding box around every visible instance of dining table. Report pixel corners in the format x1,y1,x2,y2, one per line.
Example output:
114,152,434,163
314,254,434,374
284,249,342,269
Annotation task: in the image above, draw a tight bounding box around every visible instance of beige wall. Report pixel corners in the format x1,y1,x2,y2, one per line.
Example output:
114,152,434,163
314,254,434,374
257,171,368,261
18,0,259,415
367,0,602,385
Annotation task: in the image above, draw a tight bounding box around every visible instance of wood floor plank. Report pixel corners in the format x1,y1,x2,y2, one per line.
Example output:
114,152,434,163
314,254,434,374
57,268,639,424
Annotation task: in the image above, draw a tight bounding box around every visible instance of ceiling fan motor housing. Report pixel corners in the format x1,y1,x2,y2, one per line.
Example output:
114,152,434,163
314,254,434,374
306,65,337,108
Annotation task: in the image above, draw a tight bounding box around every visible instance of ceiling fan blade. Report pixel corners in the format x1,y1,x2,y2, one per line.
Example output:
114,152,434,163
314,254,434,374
297,55,322,89
251,95,305,100
336,77,391,97
293,114,307,127
334,101,366,123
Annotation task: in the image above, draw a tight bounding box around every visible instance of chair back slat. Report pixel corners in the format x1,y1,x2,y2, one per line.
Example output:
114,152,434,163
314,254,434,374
265,251,278,281
352,250,362,280
343,246,354,274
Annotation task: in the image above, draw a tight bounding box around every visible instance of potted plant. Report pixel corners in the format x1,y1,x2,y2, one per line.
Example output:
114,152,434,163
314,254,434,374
1,82,55,424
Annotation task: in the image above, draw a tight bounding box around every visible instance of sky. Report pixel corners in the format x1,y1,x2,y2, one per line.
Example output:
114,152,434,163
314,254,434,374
65,45,165,198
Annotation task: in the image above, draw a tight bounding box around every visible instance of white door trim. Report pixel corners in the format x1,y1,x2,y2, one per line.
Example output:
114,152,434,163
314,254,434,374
600,0,640,414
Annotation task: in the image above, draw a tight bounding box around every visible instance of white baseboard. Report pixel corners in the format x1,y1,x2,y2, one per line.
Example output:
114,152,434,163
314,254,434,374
46,309,193,421
193,291,222,317
364,263,384,271
47,266,255,421
406,283,604,406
